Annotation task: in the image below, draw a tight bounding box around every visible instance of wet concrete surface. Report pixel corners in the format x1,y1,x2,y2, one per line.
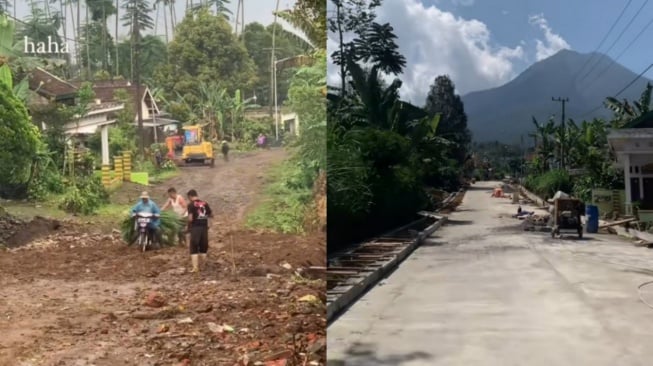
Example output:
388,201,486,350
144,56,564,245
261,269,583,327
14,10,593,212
328,181,653,366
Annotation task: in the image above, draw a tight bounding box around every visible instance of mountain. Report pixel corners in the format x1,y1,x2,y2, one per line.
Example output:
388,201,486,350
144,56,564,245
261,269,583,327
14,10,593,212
462,49,653,143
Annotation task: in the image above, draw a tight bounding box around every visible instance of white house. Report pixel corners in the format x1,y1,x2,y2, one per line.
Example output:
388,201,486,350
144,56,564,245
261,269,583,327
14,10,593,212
607,112,653,216
29,68,177,166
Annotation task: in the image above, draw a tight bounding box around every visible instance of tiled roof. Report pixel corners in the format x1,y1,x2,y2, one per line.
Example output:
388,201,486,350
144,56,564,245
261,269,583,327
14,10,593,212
71,80,146,104
29,68,152,109
88,101,123,113
28,68,78,99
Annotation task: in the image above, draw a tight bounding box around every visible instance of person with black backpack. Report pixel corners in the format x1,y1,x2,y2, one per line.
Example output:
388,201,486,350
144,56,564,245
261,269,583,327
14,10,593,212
185,189,213,273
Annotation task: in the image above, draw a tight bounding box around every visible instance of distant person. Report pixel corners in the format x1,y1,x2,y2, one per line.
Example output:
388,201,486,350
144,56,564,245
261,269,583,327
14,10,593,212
154,149,162,168
256,133,267,149
221,140,230,162
161,187,188,245
186,189,213,273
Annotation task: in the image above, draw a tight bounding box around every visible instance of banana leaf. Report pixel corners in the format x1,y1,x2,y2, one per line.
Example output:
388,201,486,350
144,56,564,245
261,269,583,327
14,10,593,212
121,210,186,247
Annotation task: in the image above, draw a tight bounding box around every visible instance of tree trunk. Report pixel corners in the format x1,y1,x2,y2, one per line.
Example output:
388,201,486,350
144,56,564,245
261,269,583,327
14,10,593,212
85,4,90,78
154,4,159,35
163,7,169,47
169,1,175,35
336,2,345,97
134,20,144,156
60,0,69,77
115,0,119,77
68,0,77,74
77,0,81,72
101,6,107,72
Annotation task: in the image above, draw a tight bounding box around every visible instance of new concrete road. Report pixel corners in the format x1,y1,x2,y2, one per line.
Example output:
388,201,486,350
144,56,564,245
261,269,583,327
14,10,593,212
327,181,653,366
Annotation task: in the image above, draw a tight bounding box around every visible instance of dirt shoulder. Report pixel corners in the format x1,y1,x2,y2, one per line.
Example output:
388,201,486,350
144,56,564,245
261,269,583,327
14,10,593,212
0,148,326,366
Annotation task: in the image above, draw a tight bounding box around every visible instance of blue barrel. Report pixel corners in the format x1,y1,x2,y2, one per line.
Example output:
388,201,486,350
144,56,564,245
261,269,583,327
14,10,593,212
586,205,599,233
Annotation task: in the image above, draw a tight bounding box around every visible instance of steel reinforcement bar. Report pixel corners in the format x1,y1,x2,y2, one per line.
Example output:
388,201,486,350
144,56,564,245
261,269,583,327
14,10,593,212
326,188,466,324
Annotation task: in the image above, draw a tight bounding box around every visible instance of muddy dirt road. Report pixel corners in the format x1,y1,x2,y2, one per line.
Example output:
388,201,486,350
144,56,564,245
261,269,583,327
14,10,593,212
0,149,326,366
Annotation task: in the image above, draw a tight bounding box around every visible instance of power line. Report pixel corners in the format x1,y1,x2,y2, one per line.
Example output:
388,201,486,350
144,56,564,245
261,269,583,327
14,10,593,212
584,16,653,90
579,0,649,82
614,62,653,96
572,0,633,83
578,63,653,119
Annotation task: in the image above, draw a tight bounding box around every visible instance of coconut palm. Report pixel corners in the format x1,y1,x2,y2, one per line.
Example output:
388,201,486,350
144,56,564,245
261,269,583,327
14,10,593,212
121,0,154,153
275,0,325,48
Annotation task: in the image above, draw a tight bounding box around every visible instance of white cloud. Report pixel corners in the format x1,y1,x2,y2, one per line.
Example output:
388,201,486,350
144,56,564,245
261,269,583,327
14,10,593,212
327,0,524,102
327,37,342,86
528,14,570,61
343,0,524,102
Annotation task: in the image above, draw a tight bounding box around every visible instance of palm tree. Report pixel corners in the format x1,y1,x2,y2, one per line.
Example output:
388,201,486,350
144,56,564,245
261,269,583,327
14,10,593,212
86,0,117,64
276,0,325,48
531,117,557,172
208,0,230,19
20,3,65,60
121,0,154,154
0,0,9,15
167,0,176,36
153,0,169,44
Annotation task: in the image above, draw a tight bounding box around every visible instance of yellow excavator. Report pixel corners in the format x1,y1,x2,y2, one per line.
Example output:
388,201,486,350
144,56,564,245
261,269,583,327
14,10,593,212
179,125,215,167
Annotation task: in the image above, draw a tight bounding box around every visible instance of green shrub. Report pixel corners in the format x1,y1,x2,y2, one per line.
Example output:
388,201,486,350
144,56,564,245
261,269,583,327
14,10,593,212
246,161,312,234
28,167,65,201
58,176,109,214
0,81,42,189
525,169,572,199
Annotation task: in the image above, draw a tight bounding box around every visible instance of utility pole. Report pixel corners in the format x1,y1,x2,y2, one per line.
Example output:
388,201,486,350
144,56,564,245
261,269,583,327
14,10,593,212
269,0,280,119
552,97,569,169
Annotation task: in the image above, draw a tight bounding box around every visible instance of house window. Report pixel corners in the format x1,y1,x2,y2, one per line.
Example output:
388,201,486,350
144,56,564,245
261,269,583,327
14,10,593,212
642,163,653,174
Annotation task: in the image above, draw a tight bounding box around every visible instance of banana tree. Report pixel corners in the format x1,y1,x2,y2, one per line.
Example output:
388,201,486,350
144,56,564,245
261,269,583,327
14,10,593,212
196,81,230,141
604,82,652,126
531,117,556,172
229,89,258,141
0,14,33,102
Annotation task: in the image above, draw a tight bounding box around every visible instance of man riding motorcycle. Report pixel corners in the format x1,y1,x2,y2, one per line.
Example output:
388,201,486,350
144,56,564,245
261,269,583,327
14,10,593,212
130,191,163,246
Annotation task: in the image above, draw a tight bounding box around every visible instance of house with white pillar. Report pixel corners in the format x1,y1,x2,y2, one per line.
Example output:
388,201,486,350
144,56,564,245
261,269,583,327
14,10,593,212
607,112,653,216
29,68,178,166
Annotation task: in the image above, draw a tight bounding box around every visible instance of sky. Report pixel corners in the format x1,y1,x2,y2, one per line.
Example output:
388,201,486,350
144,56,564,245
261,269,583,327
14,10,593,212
13,0,296,51
327,0,653,104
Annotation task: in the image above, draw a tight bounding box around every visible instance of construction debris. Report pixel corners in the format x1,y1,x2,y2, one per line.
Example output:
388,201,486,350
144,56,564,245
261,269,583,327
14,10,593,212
598,218,637,229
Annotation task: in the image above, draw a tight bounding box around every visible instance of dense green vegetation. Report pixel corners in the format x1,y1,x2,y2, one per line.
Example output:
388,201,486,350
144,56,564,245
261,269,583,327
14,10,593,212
0,1,321,227
482,85,653,204
246,0,326,234
327,0,472,250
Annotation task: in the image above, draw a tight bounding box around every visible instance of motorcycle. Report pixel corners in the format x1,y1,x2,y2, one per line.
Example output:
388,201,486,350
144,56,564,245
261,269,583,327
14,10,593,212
133,212,159,252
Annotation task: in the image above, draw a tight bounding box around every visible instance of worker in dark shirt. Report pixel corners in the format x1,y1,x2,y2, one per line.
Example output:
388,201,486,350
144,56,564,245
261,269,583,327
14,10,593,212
221,140,230,162
186,189,213,273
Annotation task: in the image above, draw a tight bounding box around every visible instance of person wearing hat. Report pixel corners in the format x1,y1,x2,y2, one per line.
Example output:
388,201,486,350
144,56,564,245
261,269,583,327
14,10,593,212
130,191,163,245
